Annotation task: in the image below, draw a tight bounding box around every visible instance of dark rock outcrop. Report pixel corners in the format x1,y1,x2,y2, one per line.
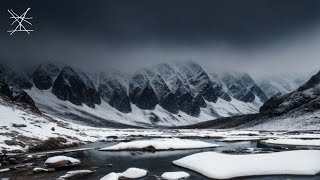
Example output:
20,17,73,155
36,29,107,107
194,94,207,108
250,85,269,103
155,63,200,116
177,62,219,103
129,72,158,110
0,77,39,112
129,69,179,113
210,73,232,102
220,72,268,103
259,93,291,114
32,63,60,90
11,87,36,107
0,64,33,89
0,77,13,98
98,73,132,113
52,66,100,108
260,71,320,116
298,71,320,91
240,91,255,103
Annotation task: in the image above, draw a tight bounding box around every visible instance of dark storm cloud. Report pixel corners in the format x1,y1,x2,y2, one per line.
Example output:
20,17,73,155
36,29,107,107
2,0,320,45
0,0,320,75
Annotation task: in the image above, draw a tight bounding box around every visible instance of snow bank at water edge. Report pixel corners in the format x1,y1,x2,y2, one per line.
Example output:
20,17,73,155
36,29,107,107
117,167,147,178
45,156,80,167
100,172,118,180
262,139,320,146
173,150,320,179
100,168,147,180
57,170,93,180
100,138,219,151
161,171,190,180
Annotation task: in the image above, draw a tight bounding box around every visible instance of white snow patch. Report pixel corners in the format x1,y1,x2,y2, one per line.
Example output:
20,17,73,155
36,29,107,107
100,168,147,180
262,139,320,146
100,172,119,180
45,156,80,166
100,138,219,151
33,167,49,172
0,168,10,173
161,171,190,180
58,170,93,179
173,150,320,179
117,167,147,178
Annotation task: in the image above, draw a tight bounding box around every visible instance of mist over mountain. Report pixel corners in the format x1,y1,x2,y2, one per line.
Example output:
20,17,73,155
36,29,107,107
0,61,314,127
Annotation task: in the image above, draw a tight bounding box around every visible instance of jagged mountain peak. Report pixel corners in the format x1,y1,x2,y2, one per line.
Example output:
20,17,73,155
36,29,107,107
260,70,320,116
2,61,307,127
298,70,320,92
32,63,61,90
219,71,267,103
98,70,132,113
0,64,33,89
52,66,101,108
255,71,313,98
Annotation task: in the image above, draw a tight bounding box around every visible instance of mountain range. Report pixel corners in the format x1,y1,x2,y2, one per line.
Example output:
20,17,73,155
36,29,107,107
0,62,315,128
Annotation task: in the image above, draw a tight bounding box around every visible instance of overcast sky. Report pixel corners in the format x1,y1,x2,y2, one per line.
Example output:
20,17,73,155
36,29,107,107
1,0,320,77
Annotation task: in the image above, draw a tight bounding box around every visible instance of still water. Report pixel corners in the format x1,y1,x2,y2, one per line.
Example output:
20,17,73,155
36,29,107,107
2,138,320,180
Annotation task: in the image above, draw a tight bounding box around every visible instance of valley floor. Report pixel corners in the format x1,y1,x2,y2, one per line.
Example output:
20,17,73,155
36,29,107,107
1,100,320,179
1,98,320,153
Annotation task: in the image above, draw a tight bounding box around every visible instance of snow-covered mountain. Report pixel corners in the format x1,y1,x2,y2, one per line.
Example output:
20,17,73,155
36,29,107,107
254,72,312,98
0,62,280,127
248,70,320,130
260,70,320,116
187,70,320,130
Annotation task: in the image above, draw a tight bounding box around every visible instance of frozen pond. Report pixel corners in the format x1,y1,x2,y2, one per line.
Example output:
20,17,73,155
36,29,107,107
1,137,320,180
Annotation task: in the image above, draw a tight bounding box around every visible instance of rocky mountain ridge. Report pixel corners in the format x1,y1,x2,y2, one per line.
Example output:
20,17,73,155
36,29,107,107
183,70,320,130
0,62,311,127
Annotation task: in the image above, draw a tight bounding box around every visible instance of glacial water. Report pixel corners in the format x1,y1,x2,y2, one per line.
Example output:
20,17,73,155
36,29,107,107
2,138,320,180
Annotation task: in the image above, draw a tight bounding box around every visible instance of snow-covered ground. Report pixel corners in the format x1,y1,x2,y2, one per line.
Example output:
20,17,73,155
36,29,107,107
45,156,80,166
100,138,219,151
161,171,190,180
173,150,320,179
262,139,320,146
100,168,147,180
1,96,320,152
58,170,93,180
246,111,320,130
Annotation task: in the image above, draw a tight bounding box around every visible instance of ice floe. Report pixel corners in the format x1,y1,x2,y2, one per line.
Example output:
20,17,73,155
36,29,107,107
32,167,53,172
58,170,93,179
44,156,80,167
100,172,118,180
100,167,147,180
117,167,147,178
0,168,10,173
161,171,190,180
173,150,320,179
100,138,219,151
262,139,320,146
